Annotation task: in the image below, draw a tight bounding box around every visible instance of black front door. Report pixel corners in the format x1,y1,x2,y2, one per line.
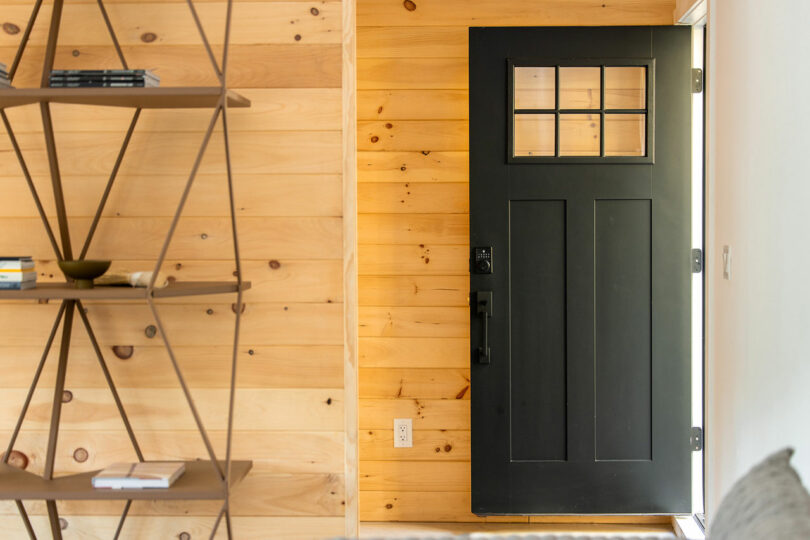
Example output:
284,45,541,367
470,26,692,514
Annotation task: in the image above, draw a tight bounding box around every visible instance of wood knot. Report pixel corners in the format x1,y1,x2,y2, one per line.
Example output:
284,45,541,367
400,166,407,171
310,7,320,15
370,135,379,143
377,106,384,114
403,0,417,11
140,32,157,43
206,308,214,315
62,390,73,403
268,260,281,269
384,123,393,129
326,397,332,405
73,447,89,463
145,325,157,338
3,450,29,470
385,503,394,509
2,22,20,35
444,444,452,452
434,447,441,453
294,34,302,41
59,518,68,530
72,49,80,57
179,533,191,540
112,345,134,360
248,349,255,355
175,263,183,270
231,302,246,314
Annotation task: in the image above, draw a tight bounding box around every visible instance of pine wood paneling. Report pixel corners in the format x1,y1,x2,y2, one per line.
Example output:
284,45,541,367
0,0,351,535
356,0,677,523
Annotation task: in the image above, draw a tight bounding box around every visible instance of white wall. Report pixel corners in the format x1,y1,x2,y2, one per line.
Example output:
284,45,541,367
707,0,810,518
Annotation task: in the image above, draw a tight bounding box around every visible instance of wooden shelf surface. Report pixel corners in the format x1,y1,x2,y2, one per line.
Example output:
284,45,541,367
0,281,250,300
0,87,250,109
0,460,252,501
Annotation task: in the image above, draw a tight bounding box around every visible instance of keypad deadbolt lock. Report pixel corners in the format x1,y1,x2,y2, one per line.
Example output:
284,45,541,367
473,247,493,274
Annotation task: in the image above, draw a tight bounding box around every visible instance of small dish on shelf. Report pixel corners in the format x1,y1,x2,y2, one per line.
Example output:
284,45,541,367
57,260,111,289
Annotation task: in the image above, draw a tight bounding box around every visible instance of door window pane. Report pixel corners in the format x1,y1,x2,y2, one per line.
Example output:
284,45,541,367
559,114,600,156
605,114,646,156
514,67,555,109
559,67,600,109
514,114,555,156
605,67,646,110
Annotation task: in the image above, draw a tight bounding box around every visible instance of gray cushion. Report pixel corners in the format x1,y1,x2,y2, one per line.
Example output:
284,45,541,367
709,447,810,540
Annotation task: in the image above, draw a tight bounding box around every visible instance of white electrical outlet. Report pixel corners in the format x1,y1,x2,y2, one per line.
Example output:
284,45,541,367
393,418,412,448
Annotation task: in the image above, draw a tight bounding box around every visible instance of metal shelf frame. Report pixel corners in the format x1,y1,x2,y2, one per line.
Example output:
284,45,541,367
0,1,248,538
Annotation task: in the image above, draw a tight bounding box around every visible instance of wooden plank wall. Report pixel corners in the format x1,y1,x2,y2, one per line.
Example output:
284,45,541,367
356,0,675,523
0,1,350,538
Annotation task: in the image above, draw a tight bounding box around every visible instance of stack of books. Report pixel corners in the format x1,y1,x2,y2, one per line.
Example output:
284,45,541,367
49,69,160,88
0,257,36,290
0,62,11,89
92,462,186,489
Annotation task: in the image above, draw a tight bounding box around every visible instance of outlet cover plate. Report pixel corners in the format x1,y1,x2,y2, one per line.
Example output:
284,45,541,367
394,418,413,448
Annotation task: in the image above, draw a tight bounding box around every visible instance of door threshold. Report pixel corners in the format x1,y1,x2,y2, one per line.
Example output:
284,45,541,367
360,521,676,539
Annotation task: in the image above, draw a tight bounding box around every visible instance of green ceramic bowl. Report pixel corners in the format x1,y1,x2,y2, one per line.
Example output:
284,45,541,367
58,260,111,289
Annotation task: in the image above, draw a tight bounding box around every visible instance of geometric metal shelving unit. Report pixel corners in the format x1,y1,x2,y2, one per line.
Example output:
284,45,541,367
0,1,251,538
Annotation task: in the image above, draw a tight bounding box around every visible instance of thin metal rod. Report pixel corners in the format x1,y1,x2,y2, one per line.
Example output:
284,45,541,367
76,301,144,462
225,508,233,540
79,108,141,260
96,0,128,70
0,110,63,261
40,103,73,260
4,303,67,462
208,503,227,540
221,0,233,80
45,500,62,540
113,500,132,540
148,101,223,292
8,0,43,82
221,107,241,493
43,301,75,480
40,0,64,88
185,0,223,81
15,501,36,540
146,299,224,478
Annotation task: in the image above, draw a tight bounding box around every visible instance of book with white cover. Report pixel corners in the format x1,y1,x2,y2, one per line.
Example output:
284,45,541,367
0,271,36,282
0,257,34,271
92,462,186,489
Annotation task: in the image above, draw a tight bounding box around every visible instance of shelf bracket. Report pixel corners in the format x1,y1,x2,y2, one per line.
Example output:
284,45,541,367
186,0,223,83
96,0,129,70
8,0,44,82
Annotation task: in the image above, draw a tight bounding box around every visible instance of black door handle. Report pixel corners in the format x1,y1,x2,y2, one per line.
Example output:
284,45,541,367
475,291,492,364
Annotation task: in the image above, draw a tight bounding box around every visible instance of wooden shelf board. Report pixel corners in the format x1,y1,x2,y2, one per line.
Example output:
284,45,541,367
0,281,251,300
0,87,250,109
0,460,252,501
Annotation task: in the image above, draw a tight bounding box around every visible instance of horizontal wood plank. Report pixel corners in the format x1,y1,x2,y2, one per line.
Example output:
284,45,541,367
359,306,468,338
360,399,468,430
358,214,468,245
2,44,341,88
358,58,466,90
358,120,467,151
2,430,344,474
360,368,470,400
0,3,341,47
0,345,343,389
0,515,345,540
359,183,467,214
357,0,674,26
357,26,467,58
0,303,342,346
359,337,468,368
358,90,468,121
358,151,468,182
359,244,469,275
360,429,470,461
359,275,468,307
0,388,343,431
361,461,469,492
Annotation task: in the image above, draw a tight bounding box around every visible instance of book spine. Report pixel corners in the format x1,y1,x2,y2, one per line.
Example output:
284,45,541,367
0,272,36,281
0,282,35,290
0,262,35,270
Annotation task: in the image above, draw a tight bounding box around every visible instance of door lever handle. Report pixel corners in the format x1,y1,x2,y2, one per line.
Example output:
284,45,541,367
475,291,492,364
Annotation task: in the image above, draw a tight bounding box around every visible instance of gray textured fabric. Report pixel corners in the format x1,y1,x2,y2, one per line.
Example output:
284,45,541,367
709,447,810,540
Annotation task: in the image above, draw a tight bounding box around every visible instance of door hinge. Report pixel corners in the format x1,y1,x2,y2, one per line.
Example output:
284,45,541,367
690,427,704,451
691,248,703,273
692,68,704,93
